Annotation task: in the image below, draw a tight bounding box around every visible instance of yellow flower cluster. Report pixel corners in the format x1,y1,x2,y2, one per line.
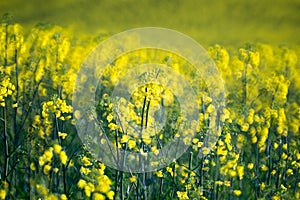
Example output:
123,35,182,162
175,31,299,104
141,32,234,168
1,18,300,199
38,143,68,171
177,191,189,200
0,77,15,107
38,97,72,138
77,163,114,199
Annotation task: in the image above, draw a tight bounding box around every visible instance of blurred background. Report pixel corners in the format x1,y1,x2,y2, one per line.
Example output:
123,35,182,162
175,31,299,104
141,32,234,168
0,0,299,46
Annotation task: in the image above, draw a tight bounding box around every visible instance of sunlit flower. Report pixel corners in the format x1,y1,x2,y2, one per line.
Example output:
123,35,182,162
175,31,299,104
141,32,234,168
78,179,87,189
177,191,189,200
129,176,136,183
60,194,67,200
0,189,7,200
82,156,92,166
233,190,242,196
156,171,163,178
247,163,254,170
59,151,68,165
53,144,62,154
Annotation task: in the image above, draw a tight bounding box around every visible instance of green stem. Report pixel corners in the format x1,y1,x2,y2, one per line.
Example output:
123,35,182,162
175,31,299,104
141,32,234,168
63,165,67,194
114,170,118,199
140,92,147,134
243,62,248,106
145,101,150,128
120,171,124,200
2,19,9,182
159,177,163,199
214,154,220,200
2,106,9,181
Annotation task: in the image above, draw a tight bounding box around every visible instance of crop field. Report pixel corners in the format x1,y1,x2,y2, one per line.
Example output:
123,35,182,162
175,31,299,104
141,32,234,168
0,0,300,199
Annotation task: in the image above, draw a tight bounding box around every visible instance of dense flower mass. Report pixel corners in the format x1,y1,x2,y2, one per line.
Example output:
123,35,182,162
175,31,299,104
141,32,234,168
0,16,300,199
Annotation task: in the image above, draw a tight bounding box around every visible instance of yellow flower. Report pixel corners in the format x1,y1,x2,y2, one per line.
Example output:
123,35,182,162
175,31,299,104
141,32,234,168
55,110,61,118
281,153,288,160
120,135,129,143
216,146,227,156
177,191,189,200
60,151,68,165
233,190,242,196
82,156,92,166
36,184,48,196
93,193,105,200
30,162,36,171
98,163,106,174
151,146,159,155
241,123,249,132
80,166,91,175
69,159,74,167
261,165,268,171
78,179,87,189
156,171,163,178
60,194,67,200
84,183,94,197
74,110,81,119
192,138,199,144
96,175,112,193
224,181,231,187
247,163,254,170
282,143,287,150
142,137,152,145
53,167,59,173
129,176,136,183
162,89,174,106
58,132,68,139
237,134,245,148
53,144,62,154
219,156,226,163
249,127,256,137
206,104,214,113
0,189,6,200
166,167,173,176
202,147,210,155
202,167,209,171
229,170,237,177
273,142,279,150
251,136,257,144
106,191,114,200
237,165,244,180
45,194,58,200
287,168,293,176
211,161,216,167
272,196,280,200
128,140,136,149
215,181,223,185
280,184,287,191
44,148,53,162
43,164,51,175
271,170,276,175
108,123,118,131
203,96,212,104
260,182,265,190
39,156,46,166
106,114,113,122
